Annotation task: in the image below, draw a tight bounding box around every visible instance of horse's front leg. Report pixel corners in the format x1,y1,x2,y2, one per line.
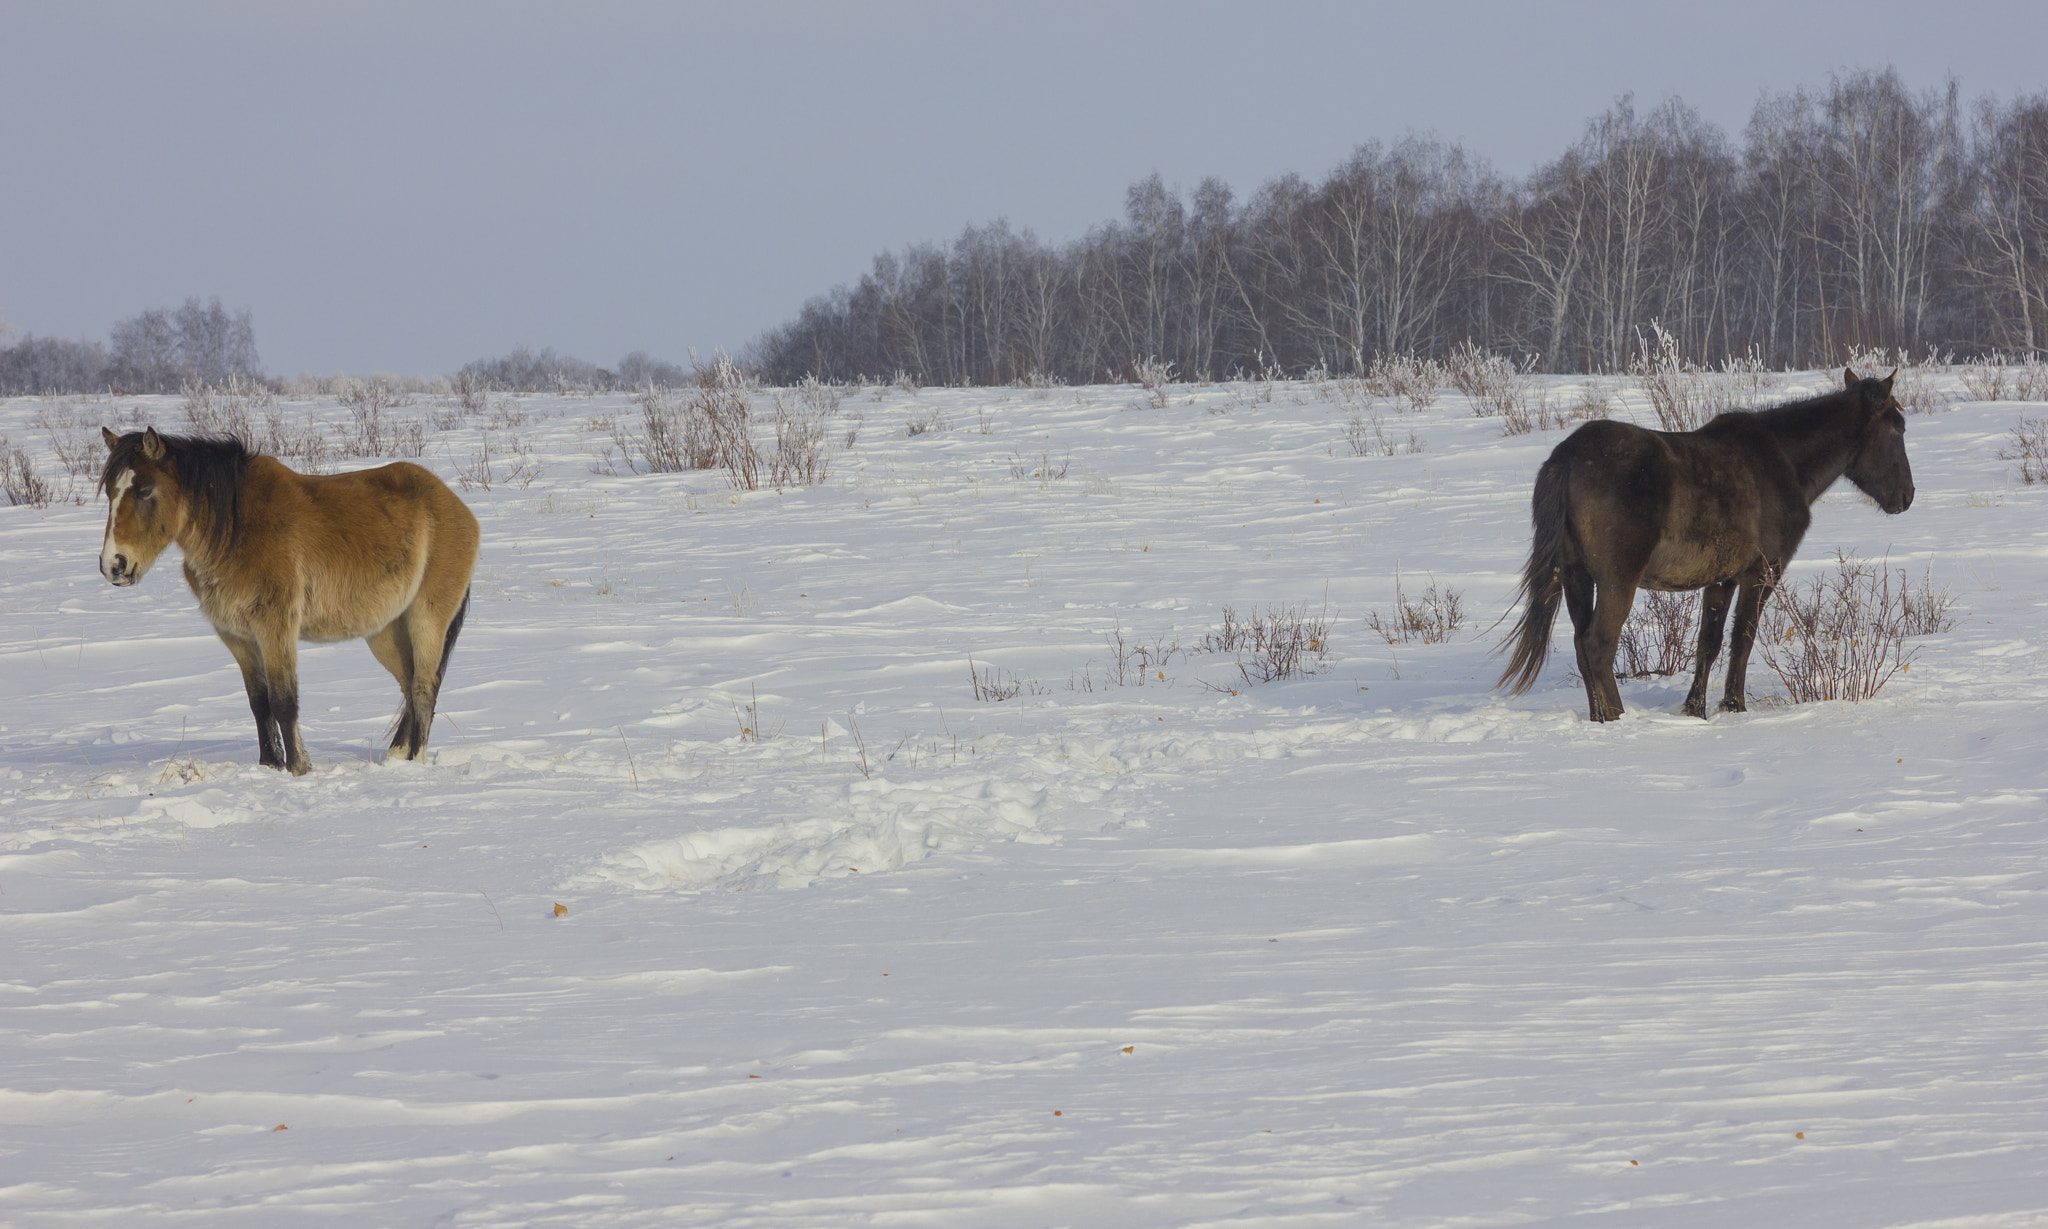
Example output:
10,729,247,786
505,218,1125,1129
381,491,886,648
251,620,311,775
216,628,285,769
1681,581,1736,718
1719,576,1776,713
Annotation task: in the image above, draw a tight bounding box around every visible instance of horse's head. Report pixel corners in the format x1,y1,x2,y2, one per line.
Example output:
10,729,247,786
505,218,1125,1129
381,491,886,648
1841,367,1914,515
98,427,188,586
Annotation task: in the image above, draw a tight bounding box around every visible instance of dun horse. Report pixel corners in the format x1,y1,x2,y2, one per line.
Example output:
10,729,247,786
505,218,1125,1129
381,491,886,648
1497,369,1915,722
99,427,480,774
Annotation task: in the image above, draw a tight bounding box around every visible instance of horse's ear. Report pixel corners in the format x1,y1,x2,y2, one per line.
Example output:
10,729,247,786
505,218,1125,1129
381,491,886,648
141,428,165,461
1878,369,1897,397
102,427,120,451
1843,366,1859,387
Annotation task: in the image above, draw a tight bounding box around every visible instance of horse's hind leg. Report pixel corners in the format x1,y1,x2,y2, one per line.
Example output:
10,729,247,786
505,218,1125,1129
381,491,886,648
366,623,419,759
1578,579,1635,722
1560,564,1601,709
389,588,469,762
1682,581,1736,719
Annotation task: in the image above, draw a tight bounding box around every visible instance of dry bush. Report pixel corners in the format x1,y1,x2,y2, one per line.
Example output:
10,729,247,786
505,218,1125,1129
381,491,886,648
1103,621,1181,687
1844,346,1950,414
1447,341,1536,422
1443,340,1499,400
261,407,340,473
1202,602,1331,684
33,398,109,477
626,387,700,474
456,432,541,492
1367,572,1464,644
1613,590,1700,678
622,355,762,488
967,657,1026,702
181,374,274,442
1522,392,1587,434
485,400,532,430
1008,451,1069,483
1564,384,1614,422
904,409,946,437
1896,565,1960,637
695,355,760,489
1345,410,1422,456
1630,324,1783,431
185,377,344,470
1134,356,1176,407
1959,356,2048,403
1364,352,1444,411
768,390,832,488
1222,354,1286,409
450,370,494,415
1631,329,1711,428
1758,553,1952,704
334,377,427,457
1998,415,2048,483
1014,369,1065,399
336,375,415,416
1,439,53,508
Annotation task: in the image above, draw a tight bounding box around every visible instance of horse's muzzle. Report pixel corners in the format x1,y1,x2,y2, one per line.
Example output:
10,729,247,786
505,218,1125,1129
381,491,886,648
102,554,138,586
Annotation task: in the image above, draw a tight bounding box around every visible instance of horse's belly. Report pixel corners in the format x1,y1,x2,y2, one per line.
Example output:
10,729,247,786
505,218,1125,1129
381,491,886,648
1641,541,1753,591
301,580,413,642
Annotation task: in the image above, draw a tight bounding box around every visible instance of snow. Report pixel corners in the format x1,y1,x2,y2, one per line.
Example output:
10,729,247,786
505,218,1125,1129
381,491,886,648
3,374,2046,1226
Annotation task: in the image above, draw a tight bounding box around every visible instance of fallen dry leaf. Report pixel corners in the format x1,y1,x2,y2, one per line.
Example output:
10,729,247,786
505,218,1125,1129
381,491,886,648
554,903,568,917
274,1124,288,1132
1122,1046,1134,1054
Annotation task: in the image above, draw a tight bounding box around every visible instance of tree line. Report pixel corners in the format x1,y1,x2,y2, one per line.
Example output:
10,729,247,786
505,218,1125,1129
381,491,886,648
0,297,262,397
749,68,2048,385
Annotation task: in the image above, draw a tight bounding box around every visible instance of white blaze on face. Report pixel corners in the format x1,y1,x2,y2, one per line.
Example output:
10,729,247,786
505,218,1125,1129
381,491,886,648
100,468,133,581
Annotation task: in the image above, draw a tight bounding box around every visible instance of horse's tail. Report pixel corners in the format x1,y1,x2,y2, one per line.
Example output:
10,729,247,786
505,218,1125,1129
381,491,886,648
435,586,471,693
1496,458,1571,695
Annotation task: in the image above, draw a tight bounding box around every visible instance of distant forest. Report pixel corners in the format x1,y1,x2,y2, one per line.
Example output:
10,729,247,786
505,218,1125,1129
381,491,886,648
0,298,261,397
750,69,2048,385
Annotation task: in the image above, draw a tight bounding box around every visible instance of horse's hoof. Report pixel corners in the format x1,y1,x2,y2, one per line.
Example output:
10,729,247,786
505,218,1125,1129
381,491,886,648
1718,698,1747,713
1681,701,1708,719
287,760,312,776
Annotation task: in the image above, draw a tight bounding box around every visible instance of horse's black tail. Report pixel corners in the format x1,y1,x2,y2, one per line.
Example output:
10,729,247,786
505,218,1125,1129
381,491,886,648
1496,459,1571,695
435,587,470,693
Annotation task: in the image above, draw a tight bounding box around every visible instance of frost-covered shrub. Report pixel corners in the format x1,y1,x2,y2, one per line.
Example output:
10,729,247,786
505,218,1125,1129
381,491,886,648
1758,553,1954,703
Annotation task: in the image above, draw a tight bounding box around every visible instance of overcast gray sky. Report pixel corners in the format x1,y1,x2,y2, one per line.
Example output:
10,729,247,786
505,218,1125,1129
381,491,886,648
3,0,2041,376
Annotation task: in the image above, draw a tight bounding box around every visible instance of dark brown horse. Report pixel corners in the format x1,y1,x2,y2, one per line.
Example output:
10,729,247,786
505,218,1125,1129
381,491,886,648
99,428,480,773
1497,369,1915,721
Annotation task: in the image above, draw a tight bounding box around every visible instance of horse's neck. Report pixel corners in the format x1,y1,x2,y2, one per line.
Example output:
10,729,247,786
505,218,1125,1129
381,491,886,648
172,503,231,576
1766,402,1858,503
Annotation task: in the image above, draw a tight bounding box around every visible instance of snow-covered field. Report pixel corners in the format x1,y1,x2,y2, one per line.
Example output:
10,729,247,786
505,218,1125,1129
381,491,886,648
3,372,2045,1227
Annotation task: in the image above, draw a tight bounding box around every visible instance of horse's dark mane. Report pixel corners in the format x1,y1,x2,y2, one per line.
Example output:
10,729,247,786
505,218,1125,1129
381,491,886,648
100,432,254,549
1749,378,1881,429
